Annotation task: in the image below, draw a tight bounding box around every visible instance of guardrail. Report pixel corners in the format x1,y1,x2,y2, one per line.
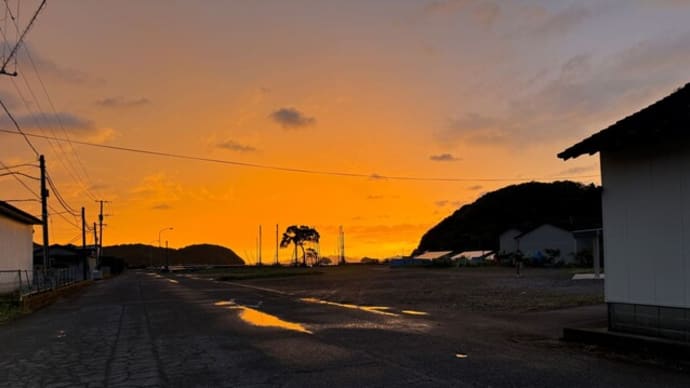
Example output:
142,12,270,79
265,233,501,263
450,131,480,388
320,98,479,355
0,266,85,297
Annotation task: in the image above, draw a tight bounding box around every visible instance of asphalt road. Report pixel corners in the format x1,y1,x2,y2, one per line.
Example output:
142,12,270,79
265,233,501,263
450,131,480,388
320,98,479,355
0,271,688,387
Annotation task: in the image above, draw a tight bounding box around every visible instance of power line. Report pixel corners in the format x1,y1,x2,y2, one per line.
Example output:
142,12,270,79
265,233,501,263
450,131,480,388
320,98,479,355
0,97,38,155
0,170,38,179
21,44,100,200
0,159,39,198
0,0,46,76
0,128,599,183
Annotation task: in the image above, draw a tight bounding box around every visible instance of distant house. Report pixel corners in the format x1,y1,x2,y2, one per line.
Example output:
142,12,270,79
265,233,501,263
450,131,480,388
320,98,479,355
558,82,690,341
515,224,576,264
0,201,41,293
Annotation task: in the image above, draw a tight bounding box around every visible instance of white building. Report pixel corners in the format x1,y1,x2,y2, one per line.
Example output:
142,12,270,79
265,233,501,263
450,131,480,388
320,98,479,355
559,82,690,341
0,201,41,293
515,224,577,264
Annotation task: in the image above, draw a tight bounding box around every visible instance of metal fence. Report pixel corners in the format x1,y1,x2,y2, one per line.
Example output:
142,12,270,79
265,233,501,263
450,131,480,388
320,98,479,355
0,265,86,297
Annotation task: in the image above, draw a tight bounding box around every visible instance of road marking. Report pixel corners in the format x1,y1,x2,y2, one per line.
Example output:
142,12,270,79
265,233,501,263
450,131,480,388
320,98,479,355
168,279,179,284
300,297,399,317
402,310,429,316
221,281,292,296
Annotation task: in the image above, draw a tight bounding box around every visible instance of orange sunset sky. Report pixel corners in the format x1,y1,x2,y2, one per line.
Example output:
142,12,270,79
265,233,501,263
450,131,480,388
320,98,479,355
1,1,690,262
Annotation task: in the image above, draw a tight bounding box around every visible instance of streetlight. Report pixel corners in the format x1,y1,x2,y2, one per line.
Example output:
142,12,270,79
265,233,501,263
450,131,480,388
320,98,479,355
158,227,173,271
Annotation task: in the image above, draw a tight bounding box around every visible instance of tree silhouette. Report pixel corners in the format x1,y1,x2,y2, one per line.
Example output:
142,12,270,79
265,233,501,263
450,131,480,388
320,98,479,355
280,225,320,266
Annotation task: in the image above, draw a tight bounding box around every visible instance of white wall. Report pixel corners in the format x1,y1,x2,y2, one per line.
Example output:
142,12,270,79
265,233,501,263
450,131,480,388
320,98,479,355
0,215,34,293
499,229,521,254
602,143,690,308
517,224,576,263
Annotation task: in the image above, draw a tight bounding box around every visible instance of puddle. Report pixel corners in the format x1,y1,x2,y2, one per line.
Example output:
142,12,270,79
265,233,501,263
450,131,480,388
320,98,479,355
401,310,429,316
215,300,311,334
455,353,468,359
300,297,399,317
168,279,179,284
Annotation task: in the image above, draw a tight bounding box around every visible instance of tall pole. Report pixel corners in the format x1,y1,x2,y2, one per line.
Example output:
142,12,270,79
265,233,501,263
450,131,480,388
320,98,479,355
81,207,87,280
340,226,346,265
165,240,169,270
39,155,49,274
258,225,262,266
275,224,279,265
93,222,98,266
98,200,104,262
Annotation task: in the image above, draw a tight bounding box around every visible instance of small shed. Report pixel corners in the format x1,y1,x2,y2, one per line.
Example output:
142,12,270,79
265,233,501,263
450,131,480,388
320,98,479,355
559,82,690,341
0,201,41,293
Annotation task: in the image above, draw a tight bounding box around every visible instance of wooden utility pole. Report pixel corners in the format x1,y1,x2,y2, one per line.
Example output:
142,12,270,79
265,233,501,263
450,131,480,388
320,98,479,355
39,155,49,274
81,207,87,280
98,200,104,261
93,222,98,266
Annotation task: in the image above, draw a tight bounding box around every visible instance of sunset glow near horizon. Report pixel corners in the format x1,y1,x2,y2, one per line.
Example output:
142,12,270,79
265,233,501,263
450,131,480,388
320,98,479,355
1,1,690,263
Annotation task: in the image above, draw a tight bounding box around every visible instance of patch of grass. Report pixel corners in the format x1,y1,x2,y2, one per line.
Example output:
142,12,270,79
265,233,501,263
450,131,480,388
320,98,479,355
0,295,21,324
209,267,324,281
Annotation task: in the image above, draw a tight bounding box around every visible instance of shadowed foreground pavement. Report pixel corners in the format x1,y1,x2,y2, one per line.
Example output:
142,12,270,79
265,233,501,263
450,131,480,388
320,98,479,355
0,271,688,387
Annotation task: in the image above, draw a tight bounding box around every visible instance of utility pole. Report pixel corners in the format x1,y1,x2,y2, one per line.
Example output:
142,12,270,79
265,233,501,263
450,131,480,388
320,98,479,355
81,207,87,280
339,225,346,265
275,224,279,266
258,225,262,266
98,200,104,261
93,222,98,266
39,155,49,274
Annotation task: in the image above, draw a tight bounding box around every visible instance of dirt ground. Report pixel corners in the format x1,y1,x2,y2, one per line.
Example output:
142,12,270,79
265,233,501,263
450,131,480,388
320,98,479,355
235,265,605,314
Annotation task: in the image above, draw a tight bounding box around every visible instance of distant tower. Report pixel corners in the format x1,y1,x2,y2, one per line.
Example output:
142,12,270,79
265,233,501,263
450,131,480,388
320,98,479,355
339,226,346,265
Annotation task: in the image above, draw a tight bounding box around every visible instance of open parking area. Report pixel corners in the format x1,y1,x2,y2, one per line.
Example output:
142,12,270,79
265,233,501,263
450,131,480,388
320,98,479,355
0,267,687,387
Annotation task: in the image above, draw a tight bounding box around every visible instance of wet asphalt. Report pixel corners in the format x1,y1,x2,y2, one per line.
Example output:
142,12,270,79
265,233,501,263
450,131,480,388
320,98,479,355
0,271,688,387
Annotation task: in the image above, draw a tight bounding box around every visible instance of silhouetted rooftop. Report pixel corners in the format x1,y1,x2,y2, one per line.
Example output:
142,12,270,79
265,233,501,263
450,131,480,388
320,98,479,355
558,82,690,160
0,201,41,225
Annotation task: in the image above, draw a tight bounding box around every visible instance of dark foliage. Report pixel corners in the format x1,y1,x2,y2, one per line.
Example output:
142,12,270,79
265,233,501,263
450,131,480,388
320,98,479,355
103,243,245,267
414,181,601,254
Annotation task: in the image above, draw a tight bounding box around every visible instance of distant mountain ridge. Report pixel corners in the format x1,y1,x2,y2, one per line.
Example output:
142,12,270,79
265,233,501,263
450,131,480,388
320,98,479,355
103,243,245,267
414,181,602,254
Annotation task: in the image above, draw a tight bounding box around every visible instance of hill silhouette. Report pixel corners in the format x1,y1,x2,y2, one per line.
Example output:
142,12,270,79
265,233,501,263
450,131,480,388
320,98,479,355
414,181,601,254
103,243,245,267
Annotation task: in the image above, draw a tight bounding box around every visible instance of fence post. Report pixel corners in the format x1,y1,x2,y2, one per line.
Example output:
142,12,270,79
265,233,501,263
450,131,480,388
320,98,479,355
17,270,22,295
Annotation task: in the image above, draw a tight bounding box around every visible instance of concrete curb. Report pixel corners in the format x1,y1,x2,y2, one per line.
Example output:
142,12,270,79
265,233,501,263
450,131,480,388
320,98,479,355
563,327,690,359
22,280,93,313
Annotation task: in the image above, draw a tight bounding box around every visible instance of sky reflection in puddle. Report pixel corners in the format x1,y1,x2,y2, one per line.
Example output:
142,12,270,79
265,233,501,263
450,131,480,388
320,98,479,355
401,310,429,316
300,298,399,317
168,279,179,284
215,300,312,334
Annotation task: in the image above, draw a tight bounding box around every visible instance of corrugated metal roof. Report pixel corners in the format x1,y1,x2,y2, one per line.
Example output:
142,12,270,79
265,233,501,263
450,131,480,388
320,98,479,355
451,251,493,260
0,201,41,225
558,82,690,160
414,250,453,260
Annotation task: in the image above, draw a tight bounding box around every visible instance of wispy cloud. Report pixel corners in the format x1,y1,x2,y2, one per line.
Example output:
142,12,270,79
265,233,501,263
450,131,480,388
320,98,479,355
429,153,461,162
151,203,172,210
96,96,151,108
467,185,483,191
269,107,315,129
217,140,257,153
3,111,116,143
